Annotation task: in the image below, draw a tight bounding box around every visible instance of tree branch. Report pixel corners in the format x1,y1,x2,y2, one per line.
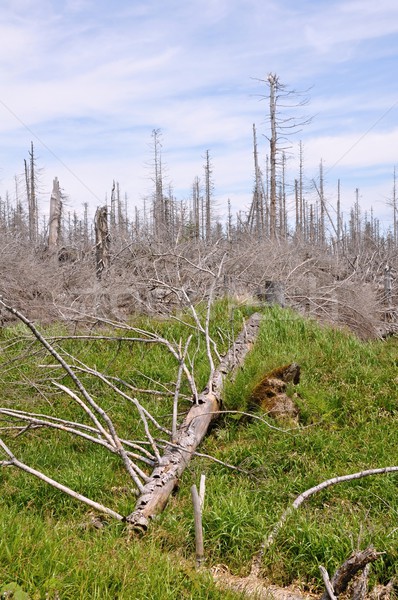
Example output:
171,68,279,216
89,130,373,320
0,437,124,521
251,467,398,578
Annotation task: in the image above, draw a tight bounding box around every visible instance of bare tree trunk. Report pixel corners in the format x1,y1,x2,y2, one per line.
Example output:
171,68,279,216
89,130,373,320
48,177,62,251
281,153,287,238
110,180,116,230
83,202,89,249
295,179,299,237
310,204,315,243
95,205,110,279
24,142,38,243
337,179,341,256
250,123,264,237
151,129,165,237
384,265,393,308
192,177,201,241
299,140,304,236
319,160,325,245
226,199,232,242
269,74,277,239
204,150,213,242
126,312,262,530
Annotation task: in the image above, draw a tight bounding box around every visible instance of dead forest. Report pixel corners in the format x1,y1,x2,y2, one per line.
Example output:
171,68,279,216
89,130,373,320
0,76,397,336
0,136,397,340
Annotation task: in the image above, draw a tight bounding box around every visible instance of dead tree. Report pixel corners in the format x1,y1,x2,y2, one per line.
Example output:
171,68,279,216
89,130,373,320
126,312,262,529
257,74,311,239
95,205,110,279
204,150,214,242
151,128,168,238
268,74,278,238
248,123,265,237
192,176,201,241
48,177,62,251
318,160,326,245
24,142,39,243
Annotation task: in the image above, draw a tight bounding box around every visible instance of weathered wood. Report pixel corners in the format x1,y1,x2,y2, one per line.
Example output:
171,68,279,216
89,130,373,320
384,265,393,308
191,484,204,568
321,547,381,600
94,205,110,279
351,563,370,600
126,312,262,530
319,566,337,600
48,177,62,251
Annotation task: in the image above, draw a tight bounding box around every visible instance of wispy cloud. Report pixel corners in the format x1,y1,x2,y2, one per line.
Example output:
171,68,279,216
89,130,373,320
0,0,397,224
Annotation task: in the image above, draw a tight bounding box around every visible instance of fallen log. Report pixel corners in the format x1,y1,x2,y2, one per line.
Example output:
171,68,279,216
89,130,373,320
126,312,263,530
321,546,382,600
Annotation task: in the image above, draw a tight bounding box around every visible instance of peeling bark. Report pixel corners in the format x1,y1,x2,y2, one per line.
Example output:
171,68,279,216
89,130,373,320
126,312,262,529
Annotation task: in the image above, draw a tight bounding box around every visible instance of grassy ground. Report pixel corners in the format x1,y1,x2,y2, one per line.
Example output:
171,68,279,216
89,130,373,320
0,302,397,598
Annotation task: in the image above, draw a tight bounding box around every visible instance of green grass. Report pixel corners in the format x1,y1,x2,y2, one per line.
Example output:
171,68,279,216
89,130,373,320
0,507,240,599
0,302,397,597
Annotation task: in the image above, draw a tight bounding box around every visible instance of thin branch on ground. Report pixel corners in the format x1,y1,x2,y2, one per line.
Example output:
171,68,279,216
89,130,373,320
0,437,124,521
251,466,398,578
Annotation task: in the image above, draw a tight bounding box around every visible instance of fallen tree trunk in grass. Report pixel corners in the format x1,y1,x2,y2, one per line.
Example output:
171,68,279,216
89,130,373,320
126,312,263,530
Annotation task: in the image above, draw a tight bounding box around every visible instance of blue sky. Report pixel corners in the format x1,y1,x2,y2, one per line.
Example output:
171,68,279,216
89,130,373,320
1,0,398,227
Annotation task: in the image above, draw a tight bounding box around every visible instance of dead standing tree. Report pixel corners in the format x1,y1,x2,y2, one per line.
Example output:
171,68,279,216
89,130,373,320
48,177,62,252
253,74,311,239
204,149,214,242
95,205,110,279
247,123,266,237
24,141,39,243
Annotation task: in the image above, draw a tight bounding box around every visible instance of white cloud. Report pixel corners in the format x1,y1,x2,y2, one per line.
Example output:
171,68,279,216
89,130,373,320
304,128,398,172
0,0,397,228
